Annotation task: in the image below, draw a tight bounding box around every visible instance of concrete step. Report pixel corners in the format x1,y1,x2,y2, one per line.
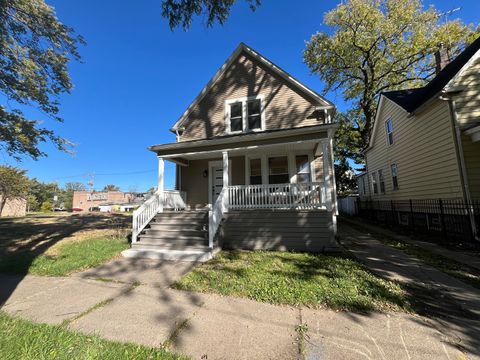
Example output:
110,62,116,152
122,248,212,262
144,228,207,237
149,223,207,231
132,242,208,251
155,212,208,219
224,226,328,233
138,233,206,242
152,218,208,225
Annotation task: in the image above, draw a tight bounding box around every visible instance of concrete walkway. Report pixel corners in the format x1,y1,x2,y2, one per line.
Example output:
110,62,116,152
339,221,480,358
0,257,473,360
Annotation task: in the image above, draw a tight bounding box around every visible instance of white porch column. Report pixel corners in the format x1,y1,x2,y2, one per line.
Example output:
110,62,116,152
321,141,332,212
222,151,229,210
157,156,164,212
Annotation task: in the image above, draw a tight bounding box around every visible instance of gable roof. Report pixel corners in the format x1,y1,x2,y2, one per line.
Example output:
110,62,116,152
170,43,334,133
382,35,480,113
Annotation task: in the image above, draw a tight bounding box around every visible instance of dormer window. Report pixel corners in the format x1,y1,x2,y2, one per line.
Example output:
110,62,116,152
386,118,394,145
226,95,264,133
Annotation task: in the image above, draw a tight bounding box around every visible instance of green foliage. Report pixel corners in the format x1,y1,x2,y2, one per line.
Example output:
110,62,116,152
0,236,129,276
0,165,29,215
0,0,84,160
162,0,260,30
40,201,53,212
26,194,39,212
335,159,358,197
175,250,409,311
0,312,184,360
103,184,120,192
304,0,477,146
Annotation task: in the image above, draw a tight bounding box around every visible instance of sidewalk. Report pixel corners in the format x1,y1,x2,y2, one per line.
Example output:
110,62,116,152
343,217,480,271
0,257,471,359
339,220,480,357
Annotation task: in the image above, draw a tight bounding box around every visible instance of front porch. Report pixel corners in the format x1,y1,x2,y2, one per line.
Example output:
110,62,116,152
127,125,338,260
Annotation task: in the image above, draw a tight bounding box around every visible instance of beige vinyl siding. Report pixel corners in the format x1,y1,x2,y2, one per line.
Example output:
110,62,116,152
178,51,324,142
365,97,463,200
451,56,480,128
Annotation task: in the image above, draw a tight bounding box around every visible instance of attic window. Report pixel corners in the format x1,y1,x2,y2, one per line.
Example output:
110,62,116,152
226,95,264,134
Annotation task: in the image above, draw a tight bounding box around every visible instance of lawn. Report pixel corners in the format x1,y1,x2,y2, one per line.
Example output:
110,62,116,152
0,311,185,360
174,250,410,312
0,236,129,276
0,213,131,276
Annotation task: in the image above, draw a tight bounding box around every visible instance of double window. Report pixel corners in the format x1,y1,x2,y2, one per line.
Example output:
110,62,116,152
386,118,394,145
227,96,263,133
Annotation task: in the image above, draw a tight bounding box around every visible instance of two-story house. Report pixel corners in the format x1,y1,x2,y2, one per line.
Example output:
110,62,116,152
124,43,339,261
358,36,480,240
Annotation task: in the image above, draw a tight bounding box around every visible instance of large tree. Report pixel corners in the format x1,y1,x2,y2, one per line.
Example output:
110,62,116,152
0,165,29,215
304,0,477,149
0,0,84,160
103,184,120,192
161,0,260,30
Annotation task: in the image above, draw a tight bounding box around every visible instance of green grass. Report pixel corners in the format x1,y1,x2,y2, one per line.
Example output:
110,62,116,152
174,250,410,312
0,311,185,360
345,220,480,290
0,237,130,276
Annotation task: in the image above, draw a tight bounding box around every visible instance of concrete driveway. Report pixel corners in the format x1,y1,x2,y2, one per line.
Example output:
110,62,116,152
0,257,473,360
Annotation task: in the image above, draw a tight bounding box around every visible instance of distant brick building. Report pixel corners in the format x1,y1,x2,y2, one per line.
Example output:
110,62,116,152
0,196,27,217
72,191,134,211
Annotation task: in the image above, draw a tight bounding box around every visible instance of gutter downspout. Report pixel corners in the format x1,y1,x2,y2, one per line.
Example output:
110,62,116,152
441,94,478,241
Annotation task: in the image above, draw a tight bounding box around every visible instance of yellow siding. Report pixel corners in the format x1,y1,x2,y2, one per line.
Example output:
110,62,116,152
365,97,463,200
178,51,324,141
451,56,480,128
452,56,480,199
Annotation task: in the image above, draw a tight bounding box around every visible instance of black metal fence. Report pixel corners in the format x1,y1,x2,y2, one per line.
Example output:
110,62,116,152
357,198,480,245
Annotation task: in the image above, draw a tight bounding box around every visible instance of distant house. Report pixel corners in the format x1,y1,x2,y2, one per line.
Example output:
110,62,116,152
125,43,339,261
359,37,480,202
72,191,134,211
0,196,27,217
358,37,480,240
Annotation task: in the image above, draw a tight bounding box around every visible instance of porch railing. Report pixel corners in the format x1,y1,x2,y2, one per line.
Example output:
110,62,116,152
227,182,324,210
132,190,187,243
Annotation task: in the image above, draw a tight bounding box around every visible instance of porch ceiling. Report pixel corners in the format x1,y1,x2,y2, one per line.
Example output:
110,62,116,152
172,140,319,161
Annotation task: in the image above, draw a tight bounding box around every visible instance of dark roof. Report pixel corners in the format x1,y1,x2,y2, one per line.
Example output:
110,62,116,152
382,36,480,113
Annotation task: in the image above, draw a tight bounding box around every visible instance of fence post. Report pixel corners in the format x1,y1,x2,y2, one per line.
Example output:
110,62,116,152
439,199,447,241
409,199,415,230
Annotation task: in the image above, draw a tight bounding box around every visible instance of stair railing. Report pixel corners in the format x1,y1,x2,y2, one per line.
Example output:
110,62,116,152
132,191,163,243
208,187,227,248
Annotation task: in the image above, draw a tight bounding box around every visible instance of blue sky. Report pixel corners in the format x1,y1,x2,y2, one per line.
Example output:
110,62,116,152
2,0,479,191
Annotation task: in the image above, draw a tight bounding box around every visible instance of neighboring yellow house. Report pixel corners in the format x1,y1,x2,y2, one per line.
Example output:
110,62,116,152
358,37,480,241
359,37,480,202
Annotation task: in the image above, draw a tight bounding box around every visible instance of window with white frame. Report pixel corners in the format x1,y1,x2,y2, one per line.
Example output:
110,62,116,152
386,118,394,145
371,172,378,194
229,102,243,132
247,99,262,130
226,96,264,133
295,155,311,183
268,156,289,184
391,164,399,190
378,169,385,194
249,158,262,185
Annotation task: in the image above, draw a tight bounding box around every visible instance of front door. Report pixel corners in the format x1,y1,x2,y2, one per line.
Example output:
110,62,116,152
211,165,223,204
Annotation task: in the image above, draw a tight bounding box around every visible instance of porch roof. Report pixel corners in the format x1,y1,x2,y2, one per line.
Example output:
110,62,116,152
149,123,337,159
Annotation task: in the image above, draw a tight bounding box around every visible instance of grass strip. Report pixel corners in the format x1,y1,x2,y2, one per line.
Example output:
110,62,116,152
0,311,186,360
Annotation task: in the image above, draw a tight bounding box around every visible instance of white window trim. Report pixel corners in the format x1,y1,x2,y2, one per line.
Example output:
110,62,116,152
225,95,265,134
385,118,394,146
245,151,315,185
